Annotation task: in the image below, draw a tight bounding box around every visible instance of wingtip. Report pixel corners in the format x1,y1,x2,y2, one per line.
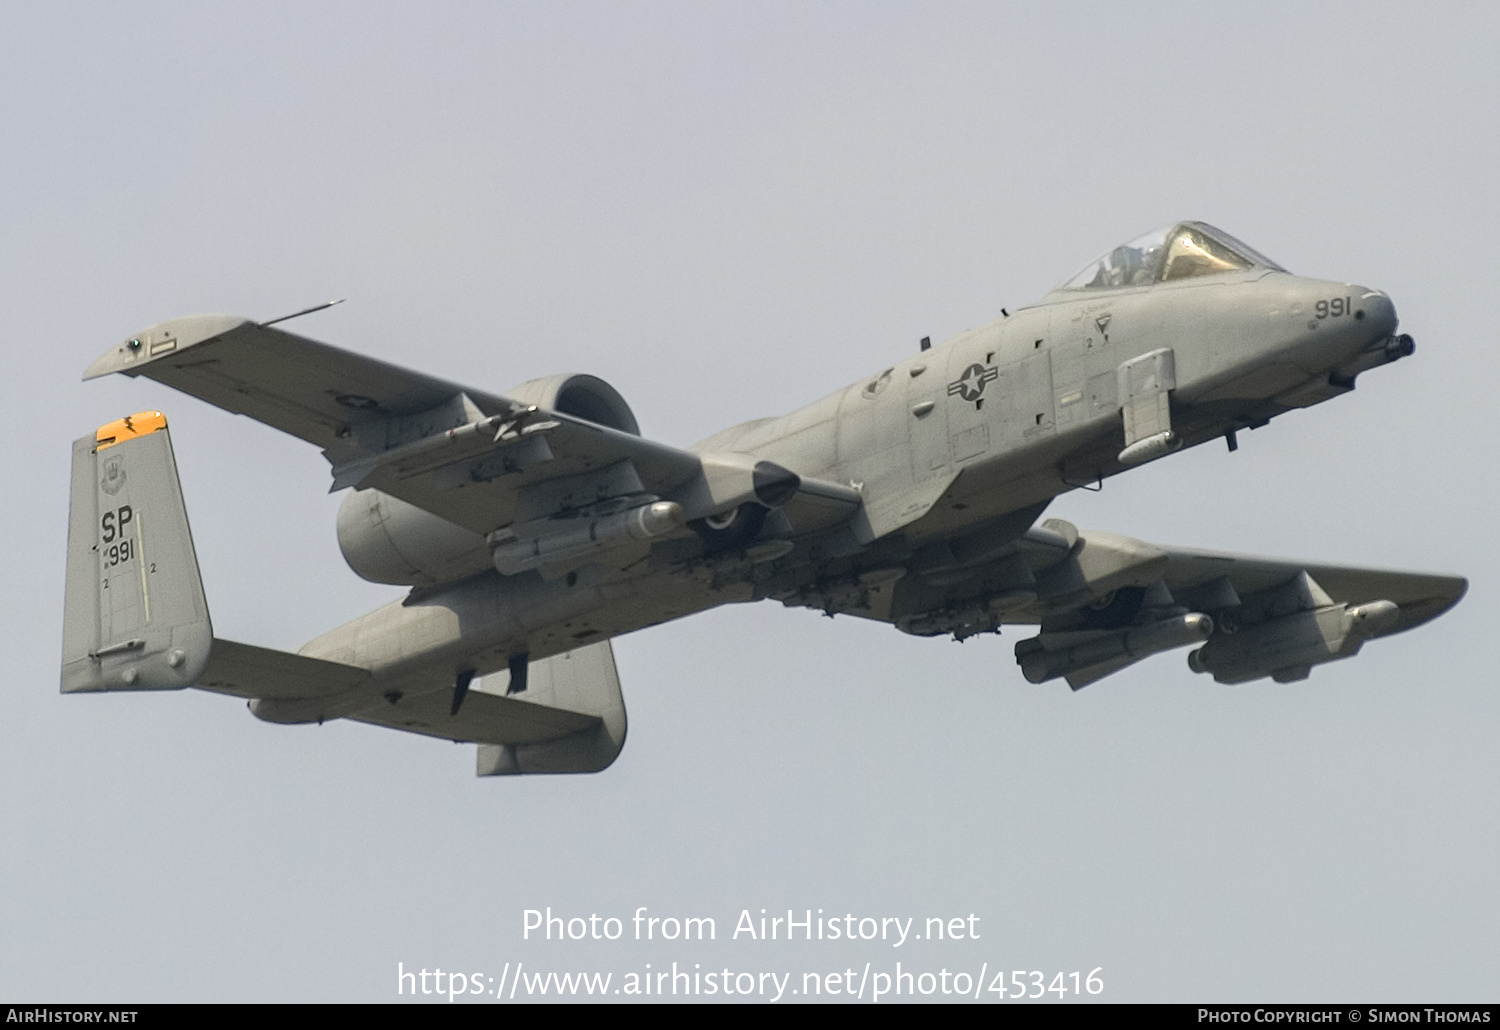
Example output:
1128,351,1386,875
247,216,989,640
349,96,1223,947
1388,575,1469,635
85,314,252,381
1442,575,1470,615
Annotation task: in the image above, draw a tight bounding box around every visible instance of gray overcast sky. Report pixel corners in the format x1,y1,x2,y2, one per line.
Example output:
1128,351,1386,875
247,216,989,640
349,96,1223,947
3,1,1496,1003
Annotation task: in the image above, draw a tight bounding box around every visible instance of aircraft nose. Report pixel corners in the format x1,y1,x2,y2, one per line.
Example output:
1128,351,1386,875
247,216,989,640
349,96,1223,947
1355,288,1398,338
1324,287,1414,383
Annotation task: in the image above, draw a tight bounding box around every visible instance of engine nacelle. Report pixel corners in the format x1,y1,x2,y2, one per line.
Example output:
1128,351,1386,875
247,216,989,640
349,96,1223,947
337,488,493,586
337,372,645,586
503,372,641,436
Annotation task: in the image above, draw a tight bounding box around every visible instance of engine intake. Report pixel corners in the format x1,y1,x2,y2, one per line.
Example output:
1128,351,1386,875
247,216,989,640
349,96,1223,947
503,373,641,436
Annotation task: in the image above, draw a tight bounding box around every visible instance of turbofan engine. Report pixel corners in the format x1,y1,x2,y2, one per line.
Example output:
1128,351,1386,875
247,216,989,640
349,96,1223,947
336,373,643,585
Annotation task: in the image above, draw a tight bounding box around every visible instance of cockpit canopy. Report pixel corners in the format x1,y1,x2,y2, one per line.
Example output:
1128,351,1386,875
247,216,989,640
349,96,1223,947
1057,222,1285,292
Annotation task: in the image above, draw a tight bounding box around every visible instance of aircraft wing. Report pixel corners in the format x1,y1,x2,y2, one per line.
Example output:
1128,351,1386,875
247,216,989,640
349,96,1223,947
1006,524,1467,689
193,638,370,700
1150,546,1466,635
85,315,520,450
86,315,858,539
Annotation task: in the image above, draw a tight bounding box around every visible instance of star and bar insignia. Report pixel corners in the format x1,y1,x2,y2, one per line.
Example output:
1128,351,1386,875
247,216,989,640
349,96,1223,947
946,363,999,403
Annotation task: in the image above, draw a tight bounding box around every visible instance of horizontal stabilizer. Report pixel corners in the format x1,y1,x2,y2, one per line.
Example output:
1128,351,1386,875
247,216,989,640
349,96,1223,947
203,637,623,773
193,639,369,701
348,684,599,748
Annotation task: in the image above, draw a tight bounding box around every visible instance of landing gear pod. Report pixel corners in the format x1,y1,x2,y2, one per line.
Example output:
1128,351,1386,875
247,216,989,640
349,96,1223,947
1186,573,1403,684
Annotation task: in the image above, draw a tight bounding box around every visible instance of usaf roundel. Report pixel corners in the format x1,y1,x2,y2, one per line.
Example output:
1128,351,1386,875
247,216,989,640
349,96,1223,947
947,362,998,403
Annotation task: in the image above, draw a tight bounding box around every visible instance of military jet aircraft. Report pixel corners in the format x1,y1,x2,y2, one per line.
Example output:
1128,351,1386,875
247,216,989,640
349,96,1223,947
63,221,1466,775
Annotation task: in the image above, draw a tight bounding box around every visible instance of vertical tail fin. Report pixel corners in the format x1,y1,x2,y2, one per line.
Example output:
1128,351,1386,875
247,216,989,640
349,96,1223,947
475,641,627,775
61,412,212,692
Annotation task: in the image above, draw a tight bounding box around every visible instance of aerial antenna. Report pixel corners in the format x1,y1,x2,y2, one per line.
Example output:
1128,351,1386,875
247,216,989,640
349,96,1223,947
260,298,346,327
